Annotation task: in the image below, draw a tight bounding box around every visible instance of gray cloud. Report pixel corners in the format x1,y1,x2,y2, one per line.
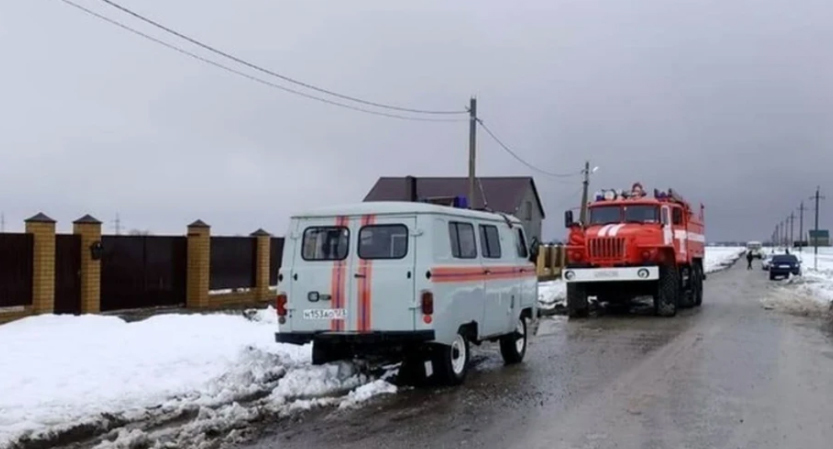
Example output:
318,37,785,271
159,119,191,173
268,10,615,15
1,0,830,241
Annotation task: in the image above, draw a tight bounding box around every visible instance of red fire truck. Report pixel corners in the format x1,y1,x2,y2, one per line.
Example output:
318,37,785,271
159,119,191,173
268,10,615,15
562,183,706,318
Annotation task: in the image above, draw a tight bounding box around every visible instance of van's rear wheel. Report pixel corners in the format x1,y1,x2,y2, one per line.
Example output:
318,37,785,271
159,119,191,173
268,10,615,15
499,317,528,365
311,341,338,365
436,331,470,385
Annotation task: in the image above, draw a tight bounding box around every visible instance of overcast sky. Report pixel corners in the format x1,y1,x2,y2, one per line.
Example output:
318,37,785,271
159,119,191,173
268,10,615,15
1,0,831,241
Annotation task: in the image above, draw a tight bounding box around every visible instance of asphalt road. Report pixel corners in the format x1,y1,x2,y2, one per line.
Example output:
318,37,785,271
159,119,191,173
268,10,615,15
243,261,833,449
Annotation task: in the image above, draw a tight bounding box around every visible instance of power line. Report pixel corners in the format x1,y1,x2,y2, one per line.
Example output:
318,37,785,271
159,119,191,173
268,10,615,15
475,118,583,179
59,0,465,123
94,0,467,116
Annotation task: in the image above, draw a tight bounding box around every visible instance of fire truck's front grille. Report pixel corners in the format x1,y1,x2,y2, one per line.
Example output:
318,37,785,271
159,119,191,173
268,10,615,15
588,237,626,260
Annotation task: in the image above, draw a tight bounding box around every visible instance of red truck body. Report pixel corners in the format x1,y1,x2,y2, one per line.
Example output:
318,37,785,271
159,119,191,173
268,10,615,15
562,183,706,318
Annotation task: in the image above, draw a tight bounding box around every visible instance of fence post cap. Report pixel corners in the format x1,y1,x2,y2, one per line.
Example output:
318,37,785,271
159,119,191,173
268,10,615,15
73,214,102,225
188,219,210,228
25,212,56,224
250,228,271,237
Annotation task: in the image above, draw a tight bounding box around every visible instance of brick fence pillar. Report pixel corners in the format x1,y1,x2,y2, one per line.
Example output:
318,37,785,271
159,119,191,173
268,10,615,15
25,212,56,315
187,220,211,309
73,214,102,314
251,228,271,301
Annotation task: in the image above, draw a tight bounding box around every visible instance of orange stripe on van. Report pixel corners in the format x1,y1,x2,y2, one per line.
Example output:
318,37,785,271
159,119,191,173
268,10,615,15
430,265,536,283
330,216,348,331
357,214,376,332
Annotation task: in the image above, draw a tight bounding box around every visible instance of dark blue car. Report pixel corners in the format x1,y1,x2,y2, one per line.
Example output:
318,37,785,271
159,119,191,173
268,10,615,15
768,254,801,280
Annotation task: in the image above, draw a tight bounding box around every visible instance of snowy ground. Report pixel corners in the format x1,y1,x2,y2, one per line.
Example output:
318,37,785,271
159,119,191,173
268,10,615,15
538,246,747,312
0,308,397,449
760,246,833,314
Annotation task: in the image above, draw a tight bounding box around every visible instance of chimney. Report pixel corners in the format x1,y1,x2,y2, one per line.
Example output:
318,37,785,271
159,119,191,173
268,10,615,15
405,175,418,202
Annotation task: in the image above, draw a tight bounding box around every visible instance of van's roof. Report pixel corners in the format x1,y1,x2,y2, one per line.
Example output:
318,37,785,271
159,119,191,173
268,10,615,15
291,201,522,223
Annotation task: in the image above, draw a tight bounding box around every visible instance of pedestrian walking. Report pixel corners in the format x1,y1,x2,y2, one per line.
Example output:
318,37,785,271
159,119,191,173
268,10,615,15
746,251,754,270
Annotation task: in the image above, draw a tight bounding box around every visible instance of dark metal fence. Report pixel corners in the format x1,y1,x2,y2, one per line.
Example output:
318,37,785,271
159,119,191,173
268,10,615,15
0,233,34,307
269,237,284,286
101,235,187,311
55,234,82,314
209,237,257,290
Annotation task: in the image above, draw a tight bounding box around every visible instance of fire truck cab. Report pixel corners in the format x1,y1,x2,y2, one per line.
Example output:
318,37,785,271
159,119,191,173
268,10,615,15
562,183,706,318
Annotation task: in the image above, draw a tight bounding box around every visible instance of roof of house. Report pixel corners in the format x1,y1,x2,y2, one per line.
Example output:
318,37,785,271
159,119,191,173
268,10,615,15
363,176,546,219
809,229,830,238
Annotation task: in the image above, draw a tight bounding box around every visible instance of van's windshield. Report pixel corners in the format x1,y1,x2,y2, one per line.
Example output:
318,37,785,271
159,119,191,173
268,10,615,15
589,205,660,225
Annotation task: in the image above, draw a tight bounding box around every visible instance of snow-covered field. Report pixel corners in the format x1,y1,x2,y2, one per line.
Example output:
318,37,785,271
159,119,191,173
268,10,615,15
0,308,396,449
761,246,833,314
538,246,746,311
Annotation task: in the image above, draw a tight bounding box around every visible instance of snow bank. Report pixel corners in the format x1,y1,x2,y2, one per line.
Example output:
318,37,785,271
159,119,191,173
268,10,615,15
537,246,745,311
0,308,396,449
762,247,833,313
703,246,746,273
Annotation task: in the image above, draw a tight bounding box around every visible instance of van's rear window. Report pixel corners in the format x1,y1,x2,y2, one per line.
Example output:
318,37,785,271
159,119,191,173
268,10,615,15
359,224,408,260
302,226,349,261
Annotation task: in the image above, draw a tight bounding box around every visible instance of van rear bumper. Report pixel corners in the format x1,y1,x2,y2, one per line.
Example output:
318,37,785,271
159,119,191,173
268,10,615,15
275,330,435,346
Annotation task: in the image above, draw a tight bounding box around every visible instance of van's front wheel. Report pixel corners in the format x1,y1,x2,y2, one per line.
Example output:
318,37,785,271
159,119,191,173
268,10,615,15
436,331,470,386
499,317,528,365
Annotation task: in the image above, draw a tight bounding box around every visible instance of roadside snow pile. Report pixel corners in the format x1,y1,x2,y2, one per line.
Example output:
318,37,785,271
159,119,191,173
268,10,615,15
763,248,833,314
536,246,745,312
703,246,745,273
0,309,396,449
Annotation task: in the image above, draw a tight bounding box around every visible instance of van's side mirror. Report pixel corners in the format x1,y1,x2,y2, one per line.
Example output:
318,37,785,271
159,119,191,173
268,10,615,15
528,238,540,262
564,210,574,228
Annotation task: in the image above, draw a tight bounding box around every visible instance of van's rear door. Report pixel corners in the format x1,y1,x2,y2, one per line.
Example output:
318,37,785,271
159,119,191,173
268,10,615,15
348,214,416,332
287,215,353,333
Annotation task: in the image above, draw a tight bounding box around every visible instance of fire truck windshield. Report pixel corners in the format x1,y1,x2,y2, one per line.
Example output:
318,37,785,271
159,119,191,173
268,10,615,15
589,205,660,225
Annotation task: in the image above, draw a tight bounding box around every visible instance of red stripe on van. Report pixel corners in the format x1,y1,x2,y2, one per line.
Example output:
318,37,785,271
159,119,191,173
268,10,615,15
430,265,536,283
330,216,348,331
357,214,376,332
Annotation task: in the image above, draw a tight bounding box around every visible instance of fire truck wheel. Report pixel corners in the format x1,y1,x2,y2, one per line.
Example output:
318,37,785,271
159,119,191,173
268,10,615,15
654,266,679,317
567,283,590,318
499,316,528,365
435,331,471,386
693,265,704,306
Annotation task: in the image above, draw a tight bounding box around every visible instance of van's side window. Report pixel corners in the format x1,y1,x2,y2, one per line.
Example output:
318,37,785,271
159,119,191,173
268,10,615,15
448,221,477,259
358,224,408,259
479,224,502,258
302,226,349,261
515,227,528,258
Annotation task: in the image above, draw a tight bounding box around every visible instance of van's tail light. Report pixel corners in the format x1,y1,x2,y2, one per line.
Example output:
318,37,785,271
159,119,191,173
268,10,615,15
276,293,288,317
421,291,434,315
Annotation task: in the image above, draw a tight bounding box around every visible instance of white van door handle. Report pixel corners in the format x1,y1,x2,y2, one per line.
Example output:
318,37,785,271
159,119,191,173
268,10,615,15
483,269,491,275
354,273,366,278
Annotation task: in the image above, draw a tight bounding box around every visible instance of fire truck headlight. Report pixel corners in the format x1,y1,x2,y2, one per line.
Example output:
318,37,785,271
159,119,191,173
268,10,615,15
564,270,575,280
637,268,649,279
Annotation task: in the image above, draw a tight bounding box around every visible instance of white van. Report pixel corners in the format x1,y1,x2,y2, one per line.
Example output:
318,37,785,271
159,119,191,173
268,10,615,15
274,201,539,385
746,241,763,259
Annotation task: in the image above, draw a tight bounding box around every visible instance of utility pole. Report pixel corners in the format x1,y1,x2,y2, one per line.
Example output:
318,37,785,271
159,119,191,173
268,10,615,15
789,212,795,248
114,213,122,236
810,186,825,270
579,161,591,225
467,97,477,204
798,201,806,252
0,212,4,232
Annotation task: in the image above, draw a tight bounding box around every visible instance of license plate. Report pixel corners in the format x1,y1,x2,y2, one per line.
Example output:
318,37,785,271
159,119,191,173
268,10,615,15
593,270,619,279
303,308,346,320
779,265,790,269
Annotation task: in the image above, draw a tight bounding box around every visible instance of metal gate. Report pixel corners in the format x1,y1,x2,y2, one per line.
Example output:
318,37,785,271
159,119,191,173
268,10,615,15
55,234,82,314
269,237,284,286
101,235,187,311
0,233,34,308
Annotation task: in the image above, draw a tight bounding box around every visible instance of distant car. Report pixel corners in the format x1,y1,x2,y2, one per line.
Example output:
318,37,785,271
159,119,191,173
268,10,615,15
761,254,773,270
768,254,801,280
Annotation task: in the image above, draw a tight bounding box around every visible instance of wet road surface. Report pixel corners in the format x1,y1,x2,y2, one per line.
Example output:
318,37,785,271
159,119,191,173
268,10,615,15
242,261,833,449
